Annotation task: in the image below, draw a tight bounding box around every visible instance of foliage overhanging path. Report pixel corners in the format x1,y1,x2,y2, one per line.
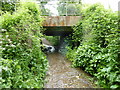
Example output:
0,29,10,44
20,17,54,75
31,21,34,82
1,0,120,89
66,3,120,89
1,0,48,88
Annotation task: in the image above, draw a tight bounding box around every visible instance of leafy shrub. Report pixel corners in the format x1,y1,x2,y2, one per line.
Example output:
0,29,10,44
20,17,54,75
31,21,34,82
1,0,48,88
44,36,59,46
67,3,120,88
0,1,16,13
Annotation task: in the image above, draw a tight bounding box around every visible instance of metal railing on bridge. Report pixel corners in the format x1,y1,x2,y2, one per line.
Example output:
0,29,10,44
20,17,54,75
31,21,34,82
1,0,81,16
39,0,81,16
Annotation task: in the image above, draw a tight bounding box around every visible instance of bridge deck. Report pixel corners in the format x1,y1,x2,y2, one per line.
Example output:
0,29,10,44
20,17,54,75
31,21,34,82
42,16,81,26
42,16,81,36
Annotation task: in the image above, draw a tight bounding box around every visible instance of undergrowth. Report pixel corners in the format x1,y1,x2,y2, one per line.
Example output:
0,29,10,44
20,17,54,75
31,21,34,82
66,3,120,88
0,0,48,88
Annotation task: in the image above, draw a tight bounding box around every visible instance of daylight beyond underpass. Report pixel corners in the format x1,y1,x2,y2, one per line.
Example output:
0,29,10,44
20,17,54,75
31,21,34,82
44,52,96,88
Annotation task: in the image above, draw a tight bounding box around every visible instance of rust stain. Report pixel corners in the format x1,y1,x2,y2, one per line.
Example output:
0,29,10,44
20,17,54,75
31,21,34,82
42,16,81,26
61,21,64,26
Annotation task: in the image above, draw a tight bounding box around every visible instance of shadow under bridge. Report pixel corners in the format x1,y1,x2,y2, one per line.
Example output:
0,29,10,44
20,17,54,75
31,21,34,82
42,16,81,36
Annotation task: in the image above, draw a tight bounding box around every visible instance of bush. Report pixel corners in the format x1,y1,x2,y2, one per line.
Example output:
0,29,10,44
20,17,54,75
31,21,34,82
67,3,120,88
1,0,48,88
0,1,16,13
44,36,59,46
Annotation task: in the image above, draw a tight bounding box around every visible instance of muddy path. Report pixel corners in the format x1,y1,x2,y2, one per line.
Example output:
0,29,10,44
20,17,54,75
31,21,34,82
44,52,96,88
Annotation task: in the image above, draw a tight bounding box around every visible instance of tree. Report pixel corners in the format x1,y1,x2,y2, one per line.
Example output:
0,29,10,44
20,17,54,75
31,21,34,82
1,0,17,13
57,0,81,16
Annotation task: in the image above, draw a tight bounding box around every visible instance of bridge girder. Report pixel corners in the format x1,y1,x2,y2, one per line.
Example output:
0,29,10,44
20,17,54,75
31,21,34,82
43,26,73,36
42,16,81,36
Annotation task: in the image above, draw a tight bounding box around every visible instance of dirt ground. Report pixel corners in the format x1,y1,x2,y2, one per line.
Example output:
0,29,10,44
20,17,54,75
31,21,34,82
44,52,96,88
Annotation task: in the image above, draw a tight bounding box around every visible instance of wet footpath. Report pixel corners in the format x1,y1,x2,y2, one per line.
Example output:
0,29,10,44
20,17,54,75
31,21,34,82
44,52,96,88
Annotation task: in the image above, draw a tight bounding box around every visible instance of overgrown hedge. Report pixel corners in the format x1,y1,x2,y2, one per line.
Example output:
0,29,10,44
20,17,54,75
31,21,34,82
66,4,120,88
0,0,16,14
0,0,48,88
45,36,59,46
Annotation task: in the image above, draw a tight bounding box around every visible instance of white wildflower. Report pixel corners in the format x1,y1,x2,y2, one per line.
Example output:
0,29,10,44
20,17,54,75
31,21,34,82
6,35,9,38
2,48,5,50
8,39,12,43
10,41,12,43
0,41,2,44
9,40,12,43
1,29,7,32
8,39,11,42
11,44,16,47
6,44,9,47
3,66,8,71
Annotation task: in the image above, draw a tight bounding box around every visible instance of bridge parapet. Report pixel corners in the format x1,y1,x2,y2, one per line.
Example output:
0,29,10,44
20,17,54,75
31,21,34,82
42,16,81,26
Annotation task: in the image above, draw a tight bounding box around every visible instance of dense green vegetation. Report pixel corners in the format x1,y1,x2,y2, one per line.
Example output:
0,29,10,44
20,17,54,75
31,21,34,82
45,36,59,46
0,0,48,88
66,4,120,88
0,0,16,14
1,0,120,88
57,0,81,16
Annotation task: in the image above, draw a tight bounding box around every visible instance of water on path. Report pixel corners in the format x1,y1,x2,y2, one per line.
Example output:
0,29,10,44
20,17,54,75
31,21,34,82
44,52,96,88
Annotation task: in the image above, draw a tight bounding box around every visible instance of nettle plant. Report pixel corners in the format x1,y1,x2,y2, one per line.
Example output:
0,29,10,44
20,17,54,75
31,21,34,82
1,0,48,88
67,4,120,88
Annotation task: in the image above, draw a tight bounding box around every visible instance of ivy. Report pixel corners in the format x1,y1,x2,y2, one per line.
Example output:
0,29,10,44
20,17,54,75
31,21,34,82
1,0,48,88
66,3,120,88
1,1,16,13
